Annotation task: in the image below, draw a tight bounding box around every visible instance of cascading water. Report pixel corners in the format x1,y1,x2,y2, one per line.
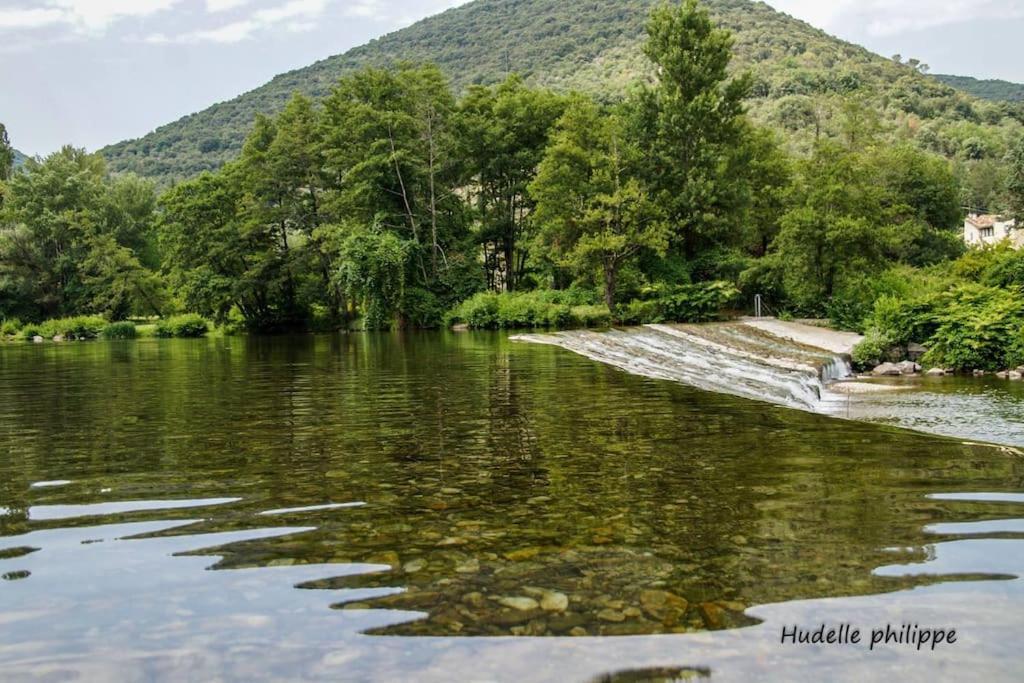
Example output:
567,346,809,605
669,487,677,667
514,322,855,414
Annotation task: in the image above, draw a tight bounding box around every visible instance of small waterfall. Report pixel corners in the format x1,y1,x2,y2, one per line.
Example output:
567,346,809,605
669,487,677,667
514,323,854,414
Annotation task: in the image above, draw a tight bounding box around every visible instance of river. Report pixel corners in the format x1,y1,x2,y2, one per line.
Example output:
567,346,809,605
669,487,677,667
1,333,1022,681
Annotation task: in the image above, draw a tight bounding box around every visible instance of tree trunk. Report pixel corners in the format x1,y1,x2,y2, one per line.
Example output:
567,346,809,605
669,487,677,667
604,261,617,311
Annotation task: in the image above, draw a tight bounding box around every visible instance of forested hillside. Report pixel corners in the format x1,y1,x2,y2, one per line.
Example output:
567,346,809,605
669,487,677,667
934,75,1024,103
101,0,1023,186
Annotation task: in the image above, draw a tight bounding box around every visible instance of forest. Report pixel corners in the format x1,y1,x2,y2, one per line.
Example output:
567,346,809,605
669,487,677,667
2,0,1024,372
99,0,1024,205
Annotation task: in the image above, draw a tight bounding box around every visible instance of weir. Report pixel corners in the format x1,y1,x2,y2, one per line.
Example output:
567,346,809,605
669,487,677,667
514,322,856,414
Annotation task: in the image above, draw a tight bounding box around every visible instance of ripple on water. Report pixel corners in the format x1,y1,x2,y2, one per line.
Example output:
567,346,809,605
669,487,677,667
0,334,1023,680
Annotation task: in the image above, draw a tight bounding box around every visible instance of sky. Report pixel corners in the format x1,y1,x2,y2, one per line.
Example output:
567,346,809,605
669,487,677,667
1,0,1022,156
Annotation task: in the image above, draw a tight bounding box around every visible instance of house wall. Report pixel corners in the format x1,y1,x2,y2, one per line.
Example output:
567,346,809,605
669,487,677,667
964,218,1019,248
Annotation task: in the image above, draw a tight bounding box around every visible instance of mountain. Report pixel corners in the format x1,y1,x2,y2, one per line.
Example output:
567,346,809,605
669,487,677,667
100,0,1023,186
933,74,1024,103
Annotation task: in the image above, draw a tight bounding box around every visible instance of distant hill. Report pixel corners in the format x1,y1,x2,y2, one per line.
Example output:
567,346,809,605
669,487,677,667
933,74,1024,103
101,0,1024,186
12,149,28,169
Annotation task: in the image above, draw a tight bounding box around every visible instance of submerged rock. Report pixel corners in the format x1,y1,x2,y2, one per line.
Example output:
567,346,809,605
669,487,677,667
496,596,539,611
539,591,569,612
639,590,689,625
597,608,626,623
926,368,946,377
1010,372,1023,381
32,336,43,343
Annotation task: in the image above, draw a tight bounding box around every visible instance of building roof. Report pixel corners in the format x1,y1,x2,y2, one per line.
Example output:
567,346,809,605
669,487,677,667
966,214,1000,228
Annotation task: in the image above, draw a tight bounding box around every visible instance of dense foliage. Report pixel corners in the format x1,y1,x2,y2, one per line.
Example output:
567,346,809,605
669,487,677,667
934,75,1024,103
849,245,1024,372
100,0,1023,191
0,148,165,323
2,2,1022,373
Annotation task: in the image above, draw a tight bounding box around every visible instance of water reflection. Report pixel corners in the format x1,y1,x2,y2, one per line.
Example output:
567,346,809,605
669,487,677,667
1,333,1023,680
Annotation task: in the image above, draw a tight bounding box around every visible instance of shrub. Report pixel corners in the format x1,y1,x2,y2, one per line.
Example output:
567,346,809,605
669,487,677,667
1,319,22,339
922,285,1024,371
156,314,210,338
400,287,444,329
616,281,739,325
20,316,107,341
1009,327,1024,368
572,305,613,328
445,291,611,330
101,322,138,340
852,329,897,370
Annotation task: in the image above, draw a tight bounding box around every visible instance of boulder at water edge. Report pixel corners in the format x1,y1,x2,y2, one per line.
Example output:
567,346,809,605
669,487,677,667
872,363,903,377
897,361,922,375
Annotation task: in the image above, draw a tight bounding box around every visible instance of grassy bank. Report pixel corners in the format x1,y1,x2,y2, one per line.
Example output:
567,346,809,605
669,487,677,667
0,314,213,342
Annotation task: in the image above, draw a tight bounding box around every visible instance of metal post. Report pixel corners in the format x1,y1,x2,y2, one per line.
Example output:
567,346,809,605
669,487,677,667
755,294,763,319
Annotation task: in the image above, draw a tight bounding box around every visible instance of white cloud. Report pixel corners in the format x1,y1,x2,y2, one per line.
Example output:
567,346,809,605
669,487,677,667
149,0,331,44
205,0,251,11
0,0,179,33
255,0,328,23
0,7,66,29
771,0,1024,37
50,0,181,32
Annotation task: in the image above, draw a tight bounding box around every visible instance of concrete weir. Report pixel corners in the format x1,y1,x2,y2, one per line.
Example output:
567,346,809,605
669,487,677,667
513,320,863,414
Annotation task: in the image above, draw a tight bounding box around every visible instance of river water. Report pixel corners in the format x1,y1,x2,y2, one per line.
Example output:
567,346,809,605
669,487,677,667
1,333,1022,681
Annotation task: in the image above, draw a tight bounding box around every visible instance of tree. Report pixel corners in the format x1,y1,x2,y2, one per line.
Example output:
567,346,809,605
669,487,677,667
0,123,12,182
632,0,753,263
531,99,667,308
0,147,162,322
1009,137,1024,224
872,145,963,266
771,142,889,313
336,228,410,330
158,168,282,326
457,75,565,291
321,63,473,317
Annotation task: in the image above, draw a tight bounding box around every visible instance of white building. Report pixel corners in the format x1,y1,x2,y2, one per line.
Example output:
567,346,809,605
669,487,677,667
964,214,1021,248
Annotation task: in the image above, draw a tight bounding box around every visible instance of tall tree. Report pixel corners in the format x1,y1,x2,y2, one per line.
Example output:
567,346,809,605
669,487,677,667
457,76,565,291
0,147,161,321
0,123,12,182
1009,137,1024,224
531,98,667,308
771,142,889,313
632,0,753,262
158,167,287,327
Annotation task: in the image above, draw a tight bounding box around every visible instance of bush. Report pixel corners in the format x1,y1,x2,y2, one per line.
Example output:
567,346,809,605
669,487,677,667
616,282,739,325
573,305,613,328
400,287,444,329
1,319,22,339
852,329,897,370
445,291,610,330
922,285,1024,371
156,314,210,338
101,322,138,340
19,316,107,341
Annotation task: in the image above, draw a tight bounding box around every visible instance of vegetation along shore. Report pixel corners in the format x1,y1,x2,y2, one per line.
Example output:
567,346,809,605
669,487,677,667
2,0,1023,378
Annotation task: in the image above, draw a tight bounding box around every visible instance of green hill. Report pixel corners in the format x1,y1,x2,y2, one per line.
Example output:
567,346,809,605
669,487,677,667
933,74,1024,103
100,0,1023,185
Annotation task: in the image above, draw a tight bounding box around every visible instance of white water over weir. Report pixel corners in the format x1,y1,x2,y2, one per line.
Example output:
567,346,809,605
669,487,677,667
514,322,857,414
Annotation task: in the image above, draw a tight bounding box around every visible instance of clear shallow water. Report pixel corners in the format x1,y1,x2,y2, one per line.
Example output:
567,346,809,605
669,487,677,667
1,334,1023,681
846,376,1024,448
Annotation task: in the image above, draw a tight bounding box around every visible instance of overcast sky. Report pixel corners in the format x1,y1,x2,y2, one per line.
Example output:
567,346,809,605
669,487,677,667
2,0,1022,156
